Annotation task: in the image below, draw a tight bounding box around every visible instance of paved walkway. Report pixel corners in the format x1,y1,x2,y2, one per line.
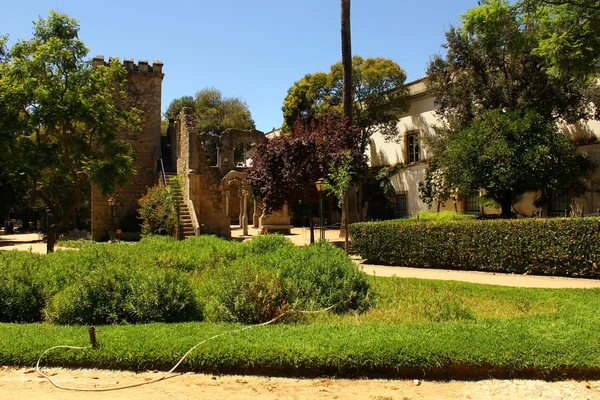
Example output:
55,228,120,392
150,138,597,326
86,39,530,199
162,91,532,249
2,228,599,289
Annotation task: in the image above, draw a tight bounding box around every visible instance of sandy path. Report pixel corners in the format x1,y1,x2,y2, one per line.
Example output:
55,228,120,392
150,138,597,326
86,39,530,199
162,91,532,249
1,367,598,400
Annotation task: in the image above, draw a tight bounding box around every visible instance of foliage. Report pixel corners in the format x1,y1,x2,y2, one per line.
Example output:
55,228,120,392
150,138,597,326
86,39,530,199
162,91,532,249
518,0,600,81
138,184,177,236
45,259,201,325
361,165,405,221
199,238,372,323
0,234,370,325
439,108,595,217
0,252,45,322
163,95,195,119
350,217,600,278
418,161,457,210
0,12,140,239
282,56,410,153
165,88,255,137
427,0,598,132
325,151,354,208
248,114,366,243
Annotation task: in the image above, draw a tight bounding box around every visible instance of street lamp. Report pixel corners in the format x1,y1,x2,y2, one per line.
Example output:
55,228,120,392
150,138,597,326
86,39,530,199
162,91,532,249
108,197,116,241
315,179,327,241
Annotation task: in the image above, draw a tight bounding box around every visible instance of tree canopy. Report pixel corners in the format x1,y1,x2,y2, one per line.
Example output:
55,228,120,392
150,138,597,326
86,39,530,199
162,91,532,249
282,56,410,153
248,114,366,243
427,0,598,133
421,0,598,217
518,0,600,80
438,109,593,217
165,88,255,136
0,11,140,246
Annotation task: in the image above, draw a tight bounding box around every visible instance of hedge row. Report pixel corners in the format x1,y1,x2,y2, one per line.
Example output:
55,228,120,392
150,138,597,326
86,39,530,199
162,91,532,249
349,217,600,278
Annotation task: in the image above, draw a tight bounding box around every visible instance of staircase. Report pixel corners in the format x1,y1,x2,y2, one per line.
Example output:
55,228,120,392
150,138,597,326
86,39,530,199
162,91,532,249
167,175,197,239
161,136,176,174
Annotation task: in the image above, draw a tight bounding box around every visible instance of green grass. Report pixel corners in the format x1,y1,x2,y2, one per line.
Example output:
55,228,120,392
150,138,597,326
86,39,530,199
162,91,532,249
1,276,599,378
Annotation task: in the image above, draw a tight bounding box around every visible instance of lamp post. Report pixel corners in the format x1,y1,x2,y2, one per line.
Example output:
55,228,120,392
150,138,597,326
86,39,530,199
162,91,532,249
315,179,327,241
108,197,116,241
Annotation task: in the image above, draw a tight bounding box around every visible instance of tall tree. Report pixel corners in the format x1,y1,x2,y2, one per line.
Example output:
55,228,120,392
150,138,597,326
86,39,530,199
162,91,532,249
0,12,140,250
423,0,598,217
427,0,597,133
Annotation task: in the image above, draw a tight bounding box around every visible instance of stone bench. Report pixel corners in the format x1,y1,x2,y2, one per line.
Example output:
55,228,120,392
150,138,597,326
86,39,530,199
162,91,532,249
260,224,293,235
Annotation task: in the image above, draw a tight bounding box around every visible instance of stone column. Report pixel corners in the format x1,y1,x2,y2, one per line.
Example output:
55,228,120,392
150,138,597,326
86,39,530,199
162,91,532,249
225,190,230,218
253,198,259,228
242,189,249,236
239,190,244,228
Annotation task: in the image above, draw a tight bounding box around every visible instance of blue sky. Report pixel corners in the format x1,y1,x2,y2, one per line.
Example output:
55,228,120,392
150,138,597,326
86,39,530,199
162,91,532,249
4,0,479,132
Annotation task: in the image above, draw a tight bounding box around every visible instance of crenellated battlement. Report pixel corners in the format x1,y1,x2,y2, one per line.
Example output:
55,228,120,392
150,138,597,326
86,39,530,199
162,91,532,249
92,55,163,74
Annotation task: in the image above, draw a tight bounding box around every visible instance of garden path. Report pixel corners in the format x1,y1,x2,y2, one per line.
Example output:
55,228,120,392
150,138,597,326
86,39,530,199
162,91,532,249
0,366,598,400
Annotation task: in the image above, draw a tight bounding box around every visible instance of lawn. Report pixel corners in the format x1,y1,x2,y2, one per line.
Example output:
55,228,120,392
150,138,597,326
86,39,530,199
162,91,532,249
1,275,599,379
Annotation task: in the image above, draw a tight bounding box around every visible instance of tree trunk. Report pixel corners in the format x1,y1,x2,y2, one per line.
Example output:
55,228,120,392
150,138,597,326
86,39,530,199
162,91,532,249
500,191,513,218
341,0,353,124
46,225,57,253
307,198,315,244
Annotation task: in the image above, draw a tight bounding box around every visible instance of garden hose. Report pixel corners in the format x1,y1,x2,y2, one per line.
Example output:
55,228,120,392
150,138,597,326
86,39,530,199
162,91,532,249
35,305,335,392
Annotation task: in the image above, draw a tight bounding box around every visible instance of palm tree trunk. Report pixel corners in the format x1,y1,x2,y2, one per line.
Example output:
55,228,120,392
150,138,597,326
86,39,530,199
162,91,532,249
341,0,353,124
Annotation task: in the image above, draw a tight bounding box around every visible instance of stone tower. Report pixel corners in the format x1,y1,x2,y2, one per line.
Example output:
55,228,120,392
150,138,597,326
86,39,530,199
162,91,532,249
90,57,164,241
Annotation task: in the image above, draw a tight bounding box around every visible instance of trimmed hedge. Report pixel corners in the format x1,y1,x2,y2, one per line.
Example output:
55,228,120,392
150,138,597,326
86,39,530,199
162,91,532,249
349,217,600,278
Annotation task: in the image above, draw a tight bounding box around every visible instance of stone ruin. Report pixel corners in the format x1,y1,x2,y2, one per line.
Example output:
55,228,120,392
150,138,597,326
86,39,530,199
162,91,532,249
90,58,291,240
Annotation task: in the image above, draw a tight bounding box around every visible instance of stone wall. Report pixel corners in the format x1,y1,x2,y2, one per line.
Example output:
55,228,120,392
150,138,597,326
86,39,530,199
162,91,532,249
91,57,164,241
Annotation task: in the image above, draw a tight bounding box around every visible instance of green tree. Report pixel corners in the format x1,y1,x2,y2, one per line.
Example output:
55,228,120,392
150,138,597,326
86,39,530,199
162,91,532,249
439,109,593,217
427,0,597,133
0,12,140,250
194,87,255,135
282,56,410,154
165,88,255,136
163,95,195,119
519,0,600,80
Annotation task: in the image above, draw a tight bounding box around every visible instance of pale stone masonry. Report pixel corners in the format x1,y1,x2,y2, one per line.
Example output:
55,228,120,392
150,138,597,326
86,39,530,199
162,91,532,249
90,57,164,241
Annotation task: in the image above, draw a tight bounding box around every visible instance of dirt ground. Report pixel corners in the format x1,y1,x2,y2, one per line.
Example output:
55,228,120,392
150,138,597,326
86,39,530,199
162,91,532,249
1,367,598,400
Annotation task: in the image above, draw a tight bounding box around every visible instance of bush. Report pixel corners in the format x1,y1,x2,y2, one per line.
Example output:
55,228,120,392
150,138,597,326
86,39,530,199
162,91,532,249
350,217,600,278
45,259,201,325
269,242,373,313
138,185,177,236
0,252,46,322
199,262,290,324
198,240,372,323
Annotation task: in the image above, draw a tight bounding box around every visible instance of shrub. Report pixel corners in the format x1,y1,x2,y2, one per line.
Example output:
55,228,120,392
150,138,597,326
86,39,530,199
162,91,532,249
198,240,372,323
138,184,177,236
199,262,290,324
350,217,600,278
263,241,373,313
0,252,46,322
45,260,201,325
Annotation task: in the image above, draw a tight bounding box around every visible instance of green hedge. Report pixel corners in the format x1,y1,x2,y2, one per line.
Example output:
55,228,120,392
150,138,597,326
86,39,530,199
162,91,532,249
349,217,600,278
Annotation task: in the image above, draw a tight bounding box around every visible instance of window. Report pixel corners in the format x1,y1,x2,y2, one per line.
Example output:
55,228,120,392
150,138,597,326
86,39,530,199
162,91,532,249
406,133,420,164
463,194,480,215
393,193,407,218
548,188,571,217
